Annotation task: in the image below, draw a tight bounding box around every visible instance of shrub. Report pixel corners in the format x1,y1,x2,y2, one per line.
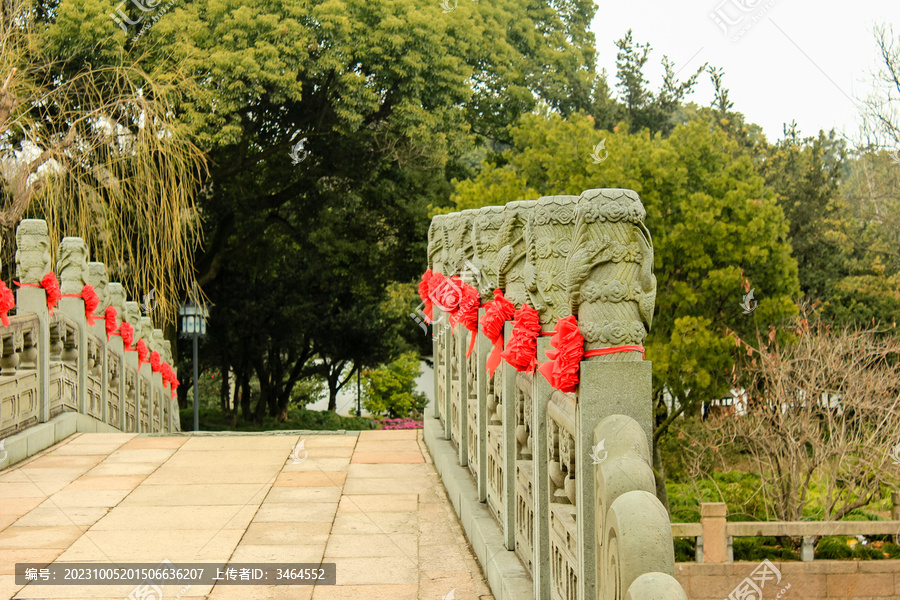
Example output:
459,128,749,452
362,352,427,419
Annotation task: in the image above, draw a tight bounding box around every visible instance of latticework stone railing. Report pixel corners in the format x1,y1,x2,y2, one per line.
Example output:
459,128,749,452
427,190,686,600
0,219,180,442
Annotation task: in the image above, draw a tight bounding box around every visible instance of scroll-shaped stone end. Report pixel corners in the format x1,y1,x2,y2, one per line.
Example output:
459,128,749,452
577,188,647,225
57,237,89,295
86,263,110,310
624,573,688,600
139,316,153,341
124,301,141,327
15,219,51,284
107,283,127,314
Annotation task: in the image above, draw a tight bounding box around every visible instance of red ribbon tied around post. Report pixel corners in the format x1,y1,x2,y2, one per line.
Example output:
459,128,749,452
0,281,15,327
150,350,162,373
418,269,434,323
430,274,463,317
500,304,541,373
448,282,480,357
136,339,149,368
105,307,118,341
538,316,584,393
15,273,61,314
481,289,515,378
81,285,100,326
120,322,135,349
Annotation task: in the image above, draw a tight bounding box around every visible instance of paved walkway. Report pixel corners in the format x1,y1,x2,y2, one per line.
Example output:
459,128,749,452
0,430,493,600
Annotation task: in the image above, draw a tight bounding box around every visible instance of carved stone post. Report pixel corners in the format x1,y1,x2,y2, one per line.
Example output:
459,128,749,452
57,237,89,414
500,319,517,550
108,283,128,431
495,201,535,308
564,189,657,600
526,195,579,600
86,262,110,425
15,220,52,423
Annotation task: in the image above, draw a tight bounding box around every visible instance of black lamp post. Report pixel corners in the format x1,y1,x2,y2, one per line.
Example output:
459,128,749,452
179,282,209,432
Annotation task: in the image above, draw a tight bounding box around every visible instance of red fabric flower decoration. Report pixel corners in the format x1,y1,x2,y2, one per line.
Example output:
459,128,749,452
500,304,541,372
0,281,15,327
105,307,118,341
150,350,162,373
41,272,61,315
448,283,480,356
538,316,585,393
81,284,100,326
431,274,463,315
136,339,148,367
418,269,434,322
120,322,134,349
481,289,515,378
161,362,174,387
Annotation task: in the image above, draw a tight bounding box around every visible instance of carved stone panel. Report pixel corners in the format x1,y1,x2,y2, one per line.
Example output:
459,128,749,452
57,237,89,295
472,206,506,302
15,219,52,284
86,262,111,310
495,200,536,307
525,196,579,329
567,189,657,353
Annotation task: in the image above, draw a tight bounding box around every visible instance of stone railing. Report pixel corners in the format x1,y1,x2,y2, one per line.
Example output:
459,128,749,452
0,219,180,446
426,191,685,600
674,498,900,563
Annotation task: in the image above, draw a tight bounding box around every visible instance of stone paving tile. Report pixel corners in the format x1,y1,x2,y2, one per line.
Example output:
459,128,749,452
328,557,418,585
50,444,127,456
253,502,338,523
357,430,418,441
353,440,422,453
118,436,188,450
264,486,342,504
13,505,109,528
83,462,160,477
91,505,258,531
337,494,417,514
341,477,433,496
141,465,281,485
242,521,331,546
305,446,355,459
118,483,270,506
180,436,298,451
66,433,136,445
346,463,430,478
0,525,85,549
330,513,418,536
55,528,245,562
44,489,132,509
228,543,325,563
301,436,358,448
60,475,146,491
273,471,347,487
281,457,351,472
162,449,290,468
324,533,417,559
208,584,313,600
310,584,417,600
350,451,424,464
0,548,64,575
100,448,177,464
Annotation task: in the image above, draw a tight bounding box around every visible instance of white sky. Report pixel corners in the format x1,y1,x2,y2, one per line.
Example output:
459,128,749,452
590,0,898,144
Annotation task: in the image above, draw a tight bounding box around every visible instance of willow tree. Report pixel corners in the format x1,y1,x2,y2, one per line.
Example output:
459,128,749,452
0,0,206,325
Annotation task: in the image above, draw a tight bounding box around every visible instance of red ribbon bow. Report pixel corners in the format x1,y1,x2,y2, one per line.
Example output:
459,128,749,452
538,316,584,393
481,289,515,378
429,274,463,316
105,307,118,341
15,273,61,314
500,304,541,373
81,285,100,326
136,339,149,367
120,322,135,349
0,281,15,327
449,282,480,357
150,350,162,373
418,269,434,323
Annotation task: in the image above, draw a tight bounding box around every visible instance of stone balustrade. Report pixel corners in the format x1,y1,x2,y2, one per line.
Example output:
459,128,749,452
425,190,685,600
0,219,180,463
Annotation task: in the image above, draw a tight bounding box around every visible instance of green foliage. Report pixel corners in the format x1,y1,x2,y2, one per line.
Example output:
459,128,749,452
667,470,768,524
362,351,427,419
180,404,375,432
732,537,798,562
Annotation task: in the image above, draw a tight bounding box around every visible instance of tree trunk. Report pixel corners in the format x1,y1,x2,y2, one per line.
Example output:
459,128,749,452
220,362,229,414
653,437,670,513
240,371,251,421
